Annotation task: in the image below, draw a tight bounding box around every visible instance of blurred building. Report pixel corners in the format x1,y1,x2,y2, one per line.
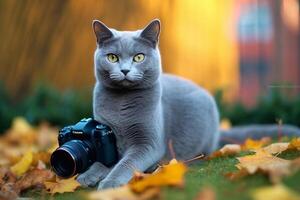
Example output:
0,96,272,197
236,0,299,106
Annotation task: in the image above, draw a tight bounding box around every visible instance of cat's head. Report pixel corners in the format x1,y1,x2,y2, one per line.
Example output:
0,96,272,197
92,19,162,89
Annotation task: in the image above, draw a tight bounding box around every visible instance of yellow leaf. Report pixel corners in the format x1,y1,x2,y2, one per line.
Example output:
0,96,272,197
6,117,37,145
89,186,159,200
10,151,33,176
129,161,187,193
44,176,81,194
252,184,300,200
12,117,34,134
236,150,291,183
288,138,300,150
242,137,271,151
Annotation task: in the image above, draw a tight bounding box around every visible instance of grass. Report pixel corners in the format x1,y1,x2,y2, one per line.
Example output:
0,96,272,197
23,151,300,200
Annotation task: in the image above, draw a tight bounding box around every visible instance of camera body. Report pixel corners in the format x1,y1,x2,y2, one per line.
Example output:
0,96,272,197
50,118,118,178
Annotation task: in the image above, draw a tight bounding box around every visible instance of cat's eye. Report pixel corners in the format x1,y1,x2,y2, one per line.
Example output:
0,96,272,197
133,53,145,63
107,54,119,63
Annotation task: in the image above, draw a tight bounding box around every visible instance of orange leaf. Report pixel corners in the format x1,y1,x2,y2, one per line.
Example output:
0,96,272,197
288,138,300,150
44,176,81,194
89,186,160,200
129,161,187,193
242,137,271,151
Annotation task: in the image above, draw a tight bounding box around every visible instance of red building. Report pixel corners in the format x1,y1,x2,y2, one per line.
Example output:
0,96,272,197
236,0,299,106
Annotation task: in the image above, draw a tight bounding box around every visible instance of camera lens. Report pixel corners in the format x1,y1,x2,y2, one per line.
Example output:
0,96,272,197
50,140,95,178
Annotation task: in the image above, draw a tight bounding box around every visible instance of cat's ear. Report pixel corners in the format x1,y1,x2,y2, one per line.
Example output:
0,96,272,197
140,19,161,47
92,20,113,46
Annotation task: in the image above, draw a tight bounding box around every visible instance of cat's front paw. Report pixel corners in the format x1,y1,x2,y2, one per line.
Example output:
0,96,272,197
77,162,110,187
97,179,123,190
77,174,100,187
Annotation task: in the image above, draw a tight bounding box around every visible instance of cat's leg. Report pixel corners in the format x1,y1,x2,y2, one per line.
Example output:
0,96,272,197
77,162,111,187
97,145,163,189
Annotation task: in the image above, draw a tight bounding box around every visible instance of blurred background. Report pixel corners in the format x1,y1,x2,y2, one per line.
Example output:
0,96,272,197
0,0,299,132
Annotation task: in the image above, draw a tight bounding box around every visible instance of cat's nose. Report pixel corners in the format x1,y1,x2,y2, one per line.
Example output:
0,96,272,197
121,69,130,75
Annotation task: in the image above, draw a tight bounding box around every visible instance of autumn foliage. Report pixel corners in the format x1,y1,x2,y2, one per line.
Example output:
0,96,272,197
1,118,300,200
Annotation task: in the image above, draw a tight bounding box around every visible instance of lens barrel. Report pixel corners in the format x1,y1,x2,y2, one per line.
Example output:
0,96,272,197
50,140,95,178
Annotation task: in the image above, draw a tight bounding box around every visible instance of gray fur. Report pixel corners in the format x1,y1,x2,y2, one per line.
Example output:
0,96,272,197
77,19,300,189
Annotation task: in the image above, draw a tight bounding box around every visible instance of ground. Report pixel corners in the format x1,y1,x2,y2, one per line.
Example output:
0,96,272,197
23,150,300,200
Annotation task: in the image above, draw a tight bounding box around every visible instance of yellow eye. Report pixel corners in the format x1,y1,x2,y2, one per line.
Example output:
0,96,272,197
107,54,119,63
133,53,145,63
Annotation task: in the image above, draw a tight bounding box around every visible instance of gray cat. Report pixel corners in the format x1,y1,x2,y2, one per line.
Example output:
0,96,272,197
77,19,300,190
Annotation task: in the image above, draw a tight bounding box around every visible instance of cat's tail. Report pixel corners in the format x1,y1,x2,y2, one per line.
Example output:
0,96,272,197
219,124,300,147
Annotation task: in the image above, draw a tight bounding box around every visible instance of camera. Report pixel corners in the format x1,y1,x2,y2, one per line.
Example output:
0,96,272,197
50,118,118,178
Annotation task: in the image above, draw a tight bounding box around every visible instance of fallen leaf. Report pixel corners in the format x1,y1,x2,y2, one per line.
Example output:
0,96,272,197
236,150,291,183
5,117,37,145
210,144,241,158
10,151,33,176
36,160,47,170
36,123,58,150
32,151,51,166
89,186,160,200
252,184,300,200
263,142,289,154
242,137,271,151
44,176,81,194
16,168,54,192
194,187,216,200
0,182,19,200
0,168,18,199
129,161,187,193
0,167,16,185
288,138,300,150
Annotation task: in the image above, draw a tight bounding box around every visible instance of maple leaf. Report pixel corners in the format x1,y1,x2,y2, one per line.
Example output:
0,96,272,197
261,138,300,155
89,186,160,200
10,150,33,176
288,138,300,150
235,150,291,183
89,160,186,200
44,176,81,194
129,160,187,193
251,184,300,200
242,137,271,151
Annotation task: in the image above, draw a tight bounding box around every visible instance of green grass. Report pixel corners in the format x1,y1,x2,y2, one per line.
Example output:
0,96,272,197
23,151,300,200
